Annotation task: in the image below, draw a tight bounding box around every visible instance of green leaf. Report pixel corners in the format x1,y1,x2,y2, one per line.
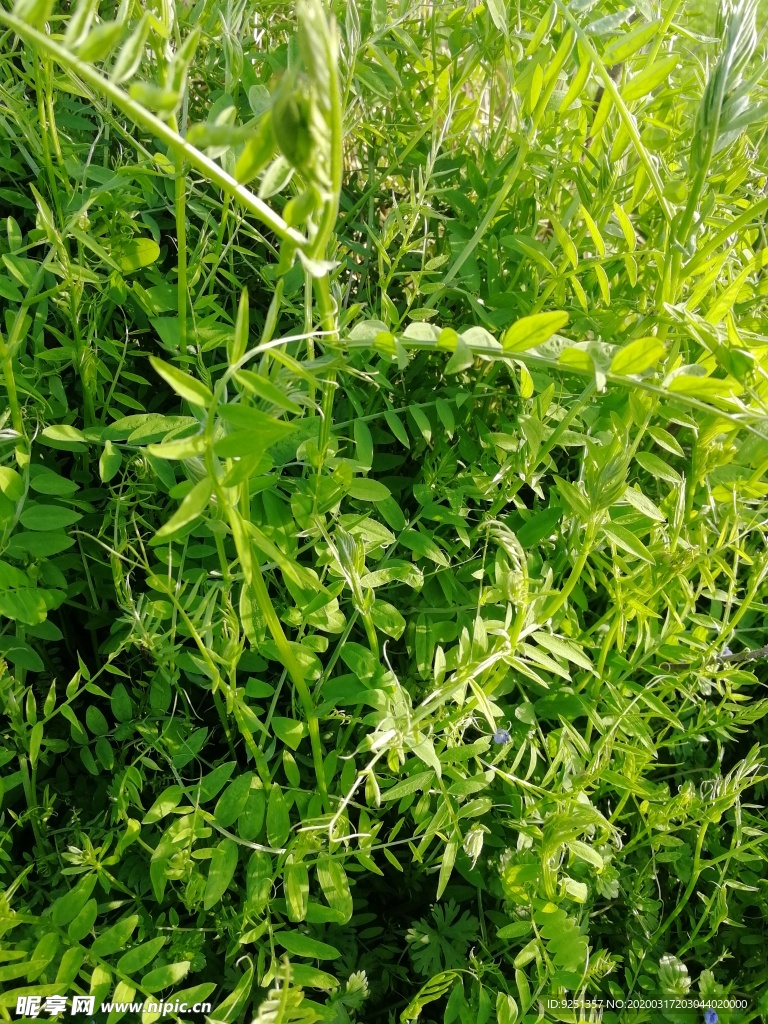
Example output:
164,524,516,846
29,721,43,767
99,439,123,483
110,14,150,84
13,0,54,25
602,523,655,563
78,20,124,63
360,562,423,590
91,915,139,957
534,633,594,672
234,370,302,413
110,683,133,723
2,640,44,672
502,311,569,352
551,216,578,269
29,471,79,496
435,397,455,434
445,335,474,373
579,204,605,257
536,906,588,973
285,860,309,922
658,954,691,997
486,0,507,33
214,773,253,828
497,921,533,939
635,451,682,484
153,477,212,541
143,786,183,824
622,56,678,103
208,963,254,1023
436,837,458,899
0,467,24,501
370,598,406,639
147,434,207,460
272,717,307,750
141,961,191,992
497,992,519,1024
204,839,239,910
267,784,290,848
568,839,604,869
51,875,98,927
316,855,353,923
67,898,98,942
116,938,167,976
274,932,341,960
149,356,213,408
199,762,237,802
624,486,666,521
401,971,460,1022
501,234,556,274
348,478,391,502
289,965,339,990
610,336,665,375
235,113,277,184
383,770,434,801
246,850,273,916
115,237,160,273
39,424,87,451
215,405,296,456
354,419,374,467
667,372,739,398
400,528,449,566
383,410,410,447
410,405,432,442
85,705,109,736
613,202,636,250
647,425,684,457
604,19,661,64
19,505,82,531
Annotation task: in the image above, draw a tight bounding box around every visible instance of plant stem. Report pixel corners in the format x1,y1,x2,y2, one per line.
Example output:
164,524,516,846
652,820,709,944
540,521,597,622
172,128,188,351
0,332,23,436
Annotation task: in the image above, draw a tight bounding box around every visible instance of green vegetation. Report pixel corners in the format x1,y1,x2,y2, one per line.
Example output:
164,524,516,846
1,0,768,1022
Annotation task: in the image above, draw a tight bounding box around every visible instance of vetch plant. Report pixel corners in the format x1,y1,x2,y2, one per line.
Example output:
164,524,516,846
0,0,768,1022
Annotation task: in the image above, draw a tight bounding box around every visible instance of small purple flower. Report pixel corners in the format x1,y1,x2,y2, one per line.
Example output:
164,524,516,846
704,1009,718,1024
492,728,511,744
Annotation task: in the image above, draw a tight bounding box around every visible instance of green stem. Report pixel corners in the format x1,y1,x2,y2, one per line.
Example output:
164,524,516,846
540,521,597,621
362,612,379,661
0,332,23,436
676,120,721,250
313,262,340,469
212,689,237,759
34,60,63,224
18,753,46,856
70,292,96,426
311,17,344,263
309,11,344,467
652,821,709,944
172,133,188,351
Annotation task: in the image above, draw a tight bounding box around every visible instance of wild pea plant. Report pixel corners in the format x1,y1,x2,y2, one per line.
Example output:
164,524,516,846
1,0,768,1022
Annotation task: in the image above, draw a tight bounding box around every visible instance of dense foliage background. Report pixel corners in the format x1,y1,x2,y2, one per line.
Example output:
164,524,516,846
1,0,768,1022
